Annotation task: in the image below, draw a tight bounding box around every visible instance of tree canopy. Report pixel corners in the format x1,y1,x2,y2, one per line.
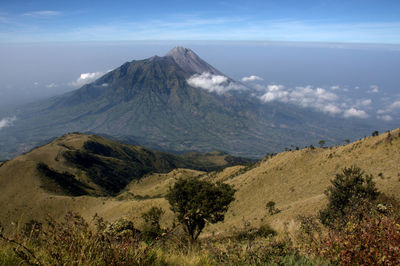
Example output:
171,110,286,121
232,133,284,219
166,177,235,241
319,166,379,226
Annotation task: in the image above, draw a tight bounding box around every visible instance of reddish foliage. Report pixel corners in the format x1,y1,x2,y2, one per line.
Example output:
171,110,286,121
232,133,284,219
315,213,400,264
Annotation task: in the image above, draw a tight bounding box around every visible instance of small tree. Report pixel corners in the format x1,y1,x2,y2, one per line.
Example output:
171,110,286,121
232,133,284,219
266,201,280,215
319,166,379,226
141,207,165,242
166,177,235,242
318,140,325,148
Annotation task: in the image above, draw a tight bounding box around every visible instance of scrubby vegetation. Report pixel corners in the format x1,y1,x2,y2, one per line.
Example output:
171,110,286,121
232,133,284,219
1,204,399,264
2,138,400,266
0,212,320,265
1,166,399,265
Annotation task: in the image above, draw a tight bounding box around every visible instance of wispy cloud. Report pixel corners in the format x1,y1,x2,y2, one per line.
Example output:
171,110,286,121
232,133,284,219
0,116,16,130
377,115,393,121
242,75,263,82
46,83,58,88
22,10,61,18
2,11,400,43
369,85,379,93
355,99,372,107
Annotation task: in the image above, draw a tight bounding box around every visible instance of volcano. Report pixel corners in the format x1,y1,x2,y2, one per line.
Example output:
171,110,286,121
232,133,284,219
0,47,371,159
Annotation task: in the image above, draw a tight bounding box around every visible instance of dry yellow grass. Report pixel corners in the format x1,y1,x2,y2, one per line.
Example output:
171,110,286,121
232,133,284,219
1,129,399,237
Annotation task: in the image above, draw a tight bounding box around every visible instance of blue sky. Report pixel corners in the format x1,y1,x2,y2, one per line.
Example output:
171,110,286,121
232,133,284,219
1,0,400,43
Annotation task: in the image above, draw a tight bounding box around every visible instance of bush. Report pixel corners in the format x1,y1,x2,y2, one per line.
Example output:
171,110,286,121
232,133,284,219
104,217,140,239
266,201,281,215
234,223,277,241
315,212,400,264
0,213,157,265
141,207,165,243
319,166,379,226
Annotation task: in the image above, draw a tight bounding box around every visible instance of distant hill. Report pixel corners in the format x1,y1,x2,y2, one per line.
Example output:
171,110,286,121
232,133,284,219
0,47,373,160
0,133,251,197
0,129,399,235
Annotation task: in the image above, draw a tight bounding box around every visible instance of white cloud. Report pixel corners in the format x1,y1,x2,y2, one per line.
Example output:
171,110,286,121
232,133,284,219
389,100,400,109
241,75,263,82
377,109,386,114
369,85,379,93
343,108,368,118
187,72,244,94
321,104,342,115
330,85,340,90
259,85,288,102
267,85,285,91
356,99,372,106
0,116,16,130
260,90,289,102
378,115,393,121
69,72,104,87
46,83,57,88
376,100,400,116
258,84,374,117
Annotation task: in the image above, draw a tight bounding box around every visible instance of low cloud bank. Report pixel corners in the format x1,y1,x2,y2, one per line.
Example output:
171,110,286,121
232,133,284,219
376,100,400,120
0,116,16,130
256,84,384,119
260,85,342,115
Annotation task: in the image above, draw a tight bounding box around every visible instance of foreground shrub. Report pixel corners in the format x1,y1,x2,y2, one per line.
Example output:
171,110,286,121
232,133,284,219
0,212,158,265
319,166,379,226
209,236,317,265
141,207,165,243
314,212,400,264
104,217,140,239
234,223,277,241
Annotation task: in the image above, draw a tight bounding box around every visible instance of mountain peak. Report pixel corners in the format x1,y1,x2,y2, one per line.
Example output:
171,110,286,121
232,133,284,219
165,46,222,75
166,46,194,57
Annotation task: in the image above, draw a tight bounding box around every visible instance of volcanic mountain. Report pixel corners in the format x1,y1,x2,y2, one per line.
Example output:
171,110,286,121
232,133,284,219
0,47,371,159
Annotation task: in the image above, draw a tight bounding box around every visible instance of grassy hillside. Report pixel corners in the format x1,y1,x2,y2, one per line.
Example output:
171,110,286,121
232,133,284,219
0,129,399,238
206,128,400,235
